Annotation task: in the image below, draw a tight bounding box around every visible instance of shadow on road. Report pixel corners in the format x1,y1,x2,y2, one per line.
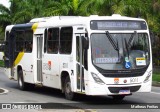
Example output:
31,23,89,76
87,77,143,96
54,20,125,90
6,82,142,103
3,81,148,109
1,72,146,109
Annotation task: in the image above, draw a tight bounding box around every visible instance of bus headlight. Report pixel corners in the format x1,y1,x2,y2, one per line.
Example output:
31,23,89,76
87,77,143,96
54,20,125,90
143,71,152,83
91,72,105,85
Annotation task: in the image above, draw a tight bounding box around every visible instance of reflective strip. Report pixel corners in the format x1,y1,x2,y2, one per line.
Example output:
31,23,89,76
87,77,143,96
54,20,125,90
32,23,38,32
14,52,24,66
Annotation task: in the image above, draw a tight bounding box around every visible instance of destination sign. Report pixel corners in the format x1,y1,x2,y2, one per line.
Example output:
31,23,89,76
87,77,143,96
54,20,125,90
90,20,147,30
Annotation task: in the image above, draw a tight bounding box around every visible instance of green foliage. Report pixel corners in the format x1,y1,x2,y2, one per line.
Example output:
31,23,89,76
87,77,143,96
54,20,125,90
153,73,160,82
0,0,159,32
153,67,160,82
0,60,4,67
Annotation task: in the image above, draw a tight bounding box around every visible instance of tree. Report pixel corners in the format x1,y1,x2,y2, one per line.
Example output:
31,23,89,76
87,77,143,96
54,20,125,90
0,0,20,39
0,3,11,30
43,0,100,16
12,0,52,23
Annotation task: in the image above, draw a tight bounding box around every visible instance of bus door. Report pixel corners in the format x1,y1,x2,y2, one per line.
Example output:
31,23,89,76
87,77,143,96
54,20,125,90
76,34,86,92
36,34,43,83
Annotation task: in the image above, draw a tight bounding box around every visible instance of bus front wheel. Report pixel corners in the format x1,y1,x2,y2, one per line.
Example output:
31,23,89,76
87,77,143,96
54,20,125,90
64,76,75,100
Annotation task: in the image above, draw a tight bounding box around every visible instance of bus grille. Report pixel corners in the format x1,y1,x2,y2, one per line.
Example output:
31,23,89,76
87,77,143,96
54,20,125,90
102,72,144,77
108,86,141,93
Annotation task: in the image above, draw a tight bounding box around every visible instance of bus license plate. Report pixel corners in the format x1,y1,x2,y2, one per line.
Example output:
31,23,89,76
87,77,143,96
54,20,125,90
119,90,130,94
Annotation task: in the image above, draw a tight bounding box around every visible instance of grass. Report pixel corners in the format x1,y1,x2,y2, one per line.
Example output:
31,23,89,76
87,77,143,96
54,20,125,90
153,71,160,82
0,60,4,67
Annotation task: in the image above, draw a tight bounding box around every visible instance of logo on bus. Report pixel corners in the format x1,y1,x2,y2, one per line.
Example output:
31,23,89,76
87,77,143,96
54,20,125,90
124,79,127,83
43,61,51,70
114,78,119,84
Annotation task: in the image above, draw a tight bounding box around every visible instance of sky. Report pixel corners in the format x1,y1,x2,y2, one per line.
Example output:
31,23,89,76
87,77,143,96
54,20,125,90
0,0,10,8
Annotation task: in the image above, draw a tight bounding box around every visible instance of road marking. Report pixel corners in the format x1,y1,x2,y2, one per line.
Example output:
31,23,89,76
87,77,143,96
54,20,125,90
0,88,9,94
151,92,160,95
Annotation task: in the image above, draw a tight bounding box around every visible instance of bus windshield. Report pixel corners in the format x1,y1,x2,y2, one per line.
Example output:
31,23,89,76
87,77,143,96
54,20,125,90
91,33,150,70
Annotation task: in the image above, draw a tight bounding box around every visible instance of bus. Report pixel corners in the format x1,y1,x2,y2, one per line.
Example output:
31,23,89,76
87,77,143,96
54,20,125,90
3,14,152,100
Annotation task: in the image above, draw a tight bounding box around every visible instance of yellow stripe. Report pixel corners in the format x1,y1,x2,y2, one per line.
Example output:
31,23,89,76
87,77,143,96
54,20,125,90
136,58,145,60
31,23,38,32
14,52,24,66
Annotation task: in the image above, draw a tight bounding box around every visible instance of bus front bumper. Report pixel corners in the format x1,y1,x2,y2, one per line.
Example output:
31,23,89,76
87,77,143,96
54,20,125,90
84,80,152,96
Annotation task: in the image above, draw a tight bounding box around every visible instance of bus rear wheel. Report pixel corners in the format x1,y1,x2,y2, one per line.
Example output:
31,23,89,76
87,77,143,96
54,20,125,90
112,95,125,101
18,70,27,90
64,76,75,100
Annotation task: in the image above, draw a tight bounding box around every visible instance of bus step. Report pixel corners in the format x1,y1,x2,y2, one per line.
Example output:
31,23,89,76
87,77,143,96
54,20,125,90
35,83,43,87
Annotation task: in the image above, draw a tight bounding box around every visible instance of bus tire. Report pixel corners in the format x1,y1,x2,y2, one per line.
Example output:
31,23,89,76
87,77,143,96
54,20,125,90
64,76,75,100
18,70,27,90
112,95,125,101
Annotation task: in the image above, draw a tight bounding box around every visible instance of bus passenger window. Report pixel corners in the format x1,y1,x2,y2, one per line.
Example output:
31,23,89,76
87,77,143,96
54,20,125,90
24,30,33,53
15,31,24,52
25,42,32,52
60,27,73,54
47,28,59,54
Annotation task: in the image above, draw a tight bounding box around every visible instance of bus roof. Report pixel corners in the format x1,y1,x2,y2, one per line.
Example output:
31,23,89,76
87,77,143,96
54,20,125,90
5,14,147,31
29,14,146,23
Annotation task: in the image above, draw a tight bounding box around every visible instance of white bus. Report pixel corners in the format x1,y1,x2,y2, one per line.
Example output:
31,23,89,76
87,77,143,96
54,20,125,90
4,14,152,100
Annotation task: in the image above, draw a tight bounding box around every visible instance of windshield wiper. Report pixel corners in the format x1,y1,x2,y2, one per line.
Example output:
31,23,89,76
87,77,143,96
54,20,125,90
124,38,129,58
105,31,119,51
127,31,137,49
105,31,119,60
124,31,137,59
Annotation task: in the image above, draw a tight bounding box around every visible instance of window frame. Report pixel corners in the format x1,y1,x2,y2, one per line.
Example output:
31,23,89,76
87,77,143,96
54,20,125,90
15,30,25,52
46,27,59,54
24,30,33,53
59,27,73,54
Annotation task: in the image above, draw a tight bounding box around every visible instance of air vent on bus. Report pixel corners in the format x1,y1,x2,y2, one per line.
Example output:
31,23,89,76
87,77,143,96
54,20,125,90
108,86,141,93
112,14,121,17
29,17,51,23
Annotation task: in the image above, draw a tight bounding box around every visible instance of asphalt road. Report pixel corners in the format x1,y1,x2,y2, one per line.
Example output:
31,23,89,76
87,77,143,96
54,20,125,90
0,69,160,112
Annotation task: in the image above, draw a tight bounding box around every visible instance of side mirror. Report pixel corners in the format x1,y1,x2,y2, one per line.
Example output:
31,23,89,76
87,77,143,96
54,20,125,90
82,36,89,49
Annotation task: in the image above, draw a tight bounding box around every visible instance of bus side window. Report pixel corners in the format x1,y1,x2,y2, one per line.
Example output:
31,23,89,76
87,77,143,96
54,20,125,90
24,30,33,53
47,28,59,54
15,31,24,52
60,27,73,54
